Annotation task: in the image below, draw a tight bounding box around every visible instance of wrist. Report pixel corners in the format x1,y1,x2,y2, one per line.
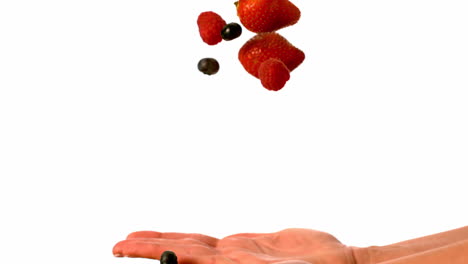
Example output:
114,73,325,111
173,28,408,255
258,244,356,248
350,246,372,264
351,244,424,264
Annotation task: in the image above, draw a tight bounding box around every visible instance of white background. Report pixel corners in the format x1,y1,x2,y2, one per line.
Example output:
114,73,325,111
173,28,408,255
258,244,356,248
0,1,467,264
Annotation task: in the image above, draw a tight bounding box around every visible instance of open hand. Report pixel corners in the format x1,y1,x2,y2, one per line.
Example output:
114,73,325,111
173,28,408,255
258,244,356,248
113,228,356,264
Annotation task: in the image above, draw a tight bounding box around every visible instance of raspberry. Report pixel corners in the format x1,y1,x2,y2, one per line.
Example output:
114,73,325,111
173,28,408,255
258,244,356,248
197,11,226,45
258,58,290,91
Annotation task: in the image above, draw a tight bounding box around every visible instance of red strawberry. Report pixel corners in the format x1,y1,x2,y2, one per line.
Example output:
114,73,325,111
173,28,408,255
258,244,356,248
235,0,301,33
258,58,290,91
238,32,305,78
197,11,226,45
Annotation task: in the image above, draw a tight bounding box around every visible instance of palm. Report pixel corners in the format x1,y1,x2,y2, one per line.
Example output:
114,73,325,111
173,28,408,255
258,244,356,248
113,228,355,264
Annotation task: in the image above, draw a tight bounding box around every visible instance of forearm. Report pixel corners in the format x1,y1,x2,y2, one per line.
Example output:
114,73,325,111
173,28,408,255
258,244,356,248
377,239,468,264
351,226,468,264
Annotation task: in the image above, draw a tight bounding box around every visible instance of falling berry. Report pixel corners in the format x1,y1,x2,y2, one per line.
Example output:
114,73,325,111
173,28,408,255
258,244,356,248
197,11,227,45
258,58,290,91
221,23,242,41
160,251,178,264
198,58,220,75
238,32,305,78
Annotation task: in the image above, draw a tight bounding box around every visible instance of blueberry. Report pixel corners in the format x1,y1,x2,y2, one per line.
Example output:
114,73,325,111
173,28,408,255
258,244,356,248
221,23,242,41
160,251,178,264
198,58,219,75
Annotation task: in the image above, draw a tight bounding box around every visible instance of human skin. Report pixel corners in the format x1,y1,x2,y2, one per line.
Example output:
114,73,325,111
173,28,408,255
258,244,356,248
113,226,468,264
113,228,355,264
353,225,468,264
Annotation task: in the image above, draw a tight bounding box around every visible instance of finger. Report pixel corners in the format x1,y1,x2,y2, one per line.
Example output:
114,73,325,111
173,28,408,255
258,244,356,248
113,242,225,264
127,231,219,247
113,239,217,259
223,232,272,239
125,237,215,248
126,231,163,239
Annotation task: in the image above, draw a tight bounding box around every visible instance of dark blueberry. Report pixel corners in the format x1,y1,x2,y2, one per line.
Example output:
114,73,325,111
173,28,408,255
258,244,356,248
221,23,242,41
160,251,178,264
198,58,219,75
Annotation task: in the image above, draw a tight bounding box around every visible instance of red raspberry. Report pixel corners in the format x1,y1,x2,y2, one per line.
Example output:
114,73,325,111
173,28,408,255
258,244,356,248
197,11,226,45
258,58,290,91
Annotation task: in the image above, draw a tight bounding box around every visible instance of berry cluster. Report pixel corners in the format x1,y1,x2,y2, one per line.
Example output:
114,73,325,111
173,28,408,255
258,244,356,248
197,0,304,91
197,11,242,75
197,11,242,46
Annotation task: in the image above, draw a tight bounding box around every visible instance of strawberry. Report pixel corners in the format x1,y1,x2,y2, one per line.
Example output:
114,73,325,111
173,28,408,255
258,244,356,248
258,58,290,91
235,0,301,33
238,32,305,78
197,11,226,45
